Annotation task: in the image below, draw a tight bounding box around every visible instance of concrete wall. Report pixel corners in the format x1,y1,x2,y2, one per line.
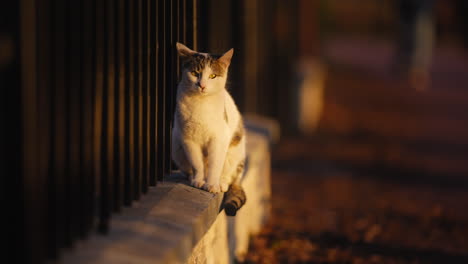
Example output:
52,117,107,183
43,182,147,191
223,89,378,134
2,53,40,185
60,124,274,264
188,131,272,263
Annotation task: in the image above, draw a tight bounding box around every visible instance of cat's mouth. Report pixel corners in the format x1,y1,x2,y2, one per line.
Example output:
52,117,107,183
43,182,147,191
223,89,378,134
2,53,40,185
198,88,207,93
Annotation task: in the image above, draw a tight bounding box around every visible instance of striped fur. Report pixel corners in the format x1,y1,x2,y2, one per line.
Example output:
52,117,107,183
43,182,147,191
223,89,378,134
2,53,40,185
223,183,247,216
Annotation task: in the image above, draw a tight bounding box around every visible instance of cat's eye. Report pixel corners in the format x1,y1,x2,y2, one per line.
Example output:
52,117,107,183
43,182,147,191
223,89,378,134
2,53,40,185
209,74,217,79
190,71,198,77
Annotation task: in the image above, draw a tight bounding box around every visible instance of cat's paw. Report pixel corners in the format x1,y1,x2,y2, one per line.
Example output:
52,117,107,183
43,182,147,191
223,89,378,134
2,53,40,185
220,182,229,192
190,179,206,189
203,183,221,193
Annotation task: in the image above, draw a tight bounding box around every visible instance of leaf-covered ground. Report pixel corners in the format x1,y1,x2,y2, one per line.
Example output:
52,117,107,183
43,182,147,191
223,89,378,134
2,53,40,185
243,157,468,264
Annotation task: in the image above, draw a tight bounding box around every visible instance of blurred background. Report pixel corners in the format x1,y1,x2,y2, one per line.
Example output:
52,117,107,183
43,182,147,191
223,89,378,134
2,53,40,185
236,0,468,263
2,0,468,263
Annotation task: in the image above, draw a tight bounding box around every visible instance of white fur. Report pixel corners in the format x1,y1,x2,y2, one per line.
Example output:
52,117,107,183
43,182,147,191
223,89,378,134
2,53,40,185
172,43,246,193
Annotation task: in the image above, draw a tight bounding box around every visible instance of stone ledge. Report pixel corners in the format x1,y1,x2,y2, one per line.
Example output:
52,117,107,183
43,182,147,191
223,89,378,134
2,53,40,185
61,124,273,264
62,179,223,264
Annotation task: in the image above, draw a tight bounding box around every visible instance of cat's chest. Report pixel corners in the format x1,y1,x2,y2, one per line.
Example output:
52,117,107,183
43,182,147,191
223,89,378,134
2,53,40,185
177,101,226,137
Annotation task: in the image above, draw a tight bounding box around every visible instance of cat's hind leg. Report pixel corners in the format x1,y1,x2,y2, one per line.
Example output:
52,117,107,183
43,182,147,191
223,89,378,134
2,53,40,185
220,136,246,192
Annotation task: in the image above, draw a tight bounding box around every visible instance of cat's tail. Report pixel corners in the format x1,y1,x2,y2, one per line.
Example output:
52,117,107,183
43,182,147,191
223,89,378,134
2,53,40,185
223,183,246,216
223,155,247,216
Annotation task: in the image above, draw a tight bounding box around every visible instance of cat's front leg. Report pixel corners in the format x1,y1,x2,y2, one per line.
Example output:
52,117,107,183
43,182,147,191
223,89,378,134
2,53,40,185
182,140,205,189
204,139,228,193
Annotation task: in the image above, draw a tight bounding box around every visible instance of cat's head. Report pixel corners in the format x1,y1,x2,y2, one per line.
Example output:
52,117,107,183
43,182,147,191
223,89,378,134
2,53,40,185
176,42,233,95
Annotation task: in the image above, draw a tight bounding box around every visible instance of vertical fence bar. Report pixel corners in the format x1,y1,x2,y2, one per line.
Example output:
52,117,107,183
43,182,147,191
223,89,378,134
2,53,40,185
197,0,209,51
182,0,186,44
52,0,69,252
64,0,72,245
192,0,197,50
176,0,181,81
156,0,166,181
164,0,172,176
124,0,135,206
149,0,158,186
133,0,142,200
142,0,150,193
63,0,74,246
36,0,53,259
147,0,153,188
22,44,42,264
168,0,179,176
107,0,116,217
97,0,116,234
67,0,83,241
81,0,96,236
185,0,194,49
106,0,116,216
105,0,116,229
76,0,86,236
94,0,108,234
20,0,47,262
138,0,144,196
24,10,37,262
114,0,126,212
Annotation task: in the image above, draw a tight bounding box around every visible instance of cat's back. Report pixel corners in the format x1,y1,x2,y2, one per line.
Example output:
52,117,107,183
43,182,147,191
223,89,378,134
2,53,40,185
223,90,242,133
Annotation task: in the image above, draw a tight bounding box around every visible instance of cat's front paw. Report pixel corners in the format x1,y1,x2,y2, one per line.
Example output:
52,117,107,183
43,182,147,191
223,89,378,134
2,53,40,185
203,183,221,193
220,182,229,192
190,179,206,189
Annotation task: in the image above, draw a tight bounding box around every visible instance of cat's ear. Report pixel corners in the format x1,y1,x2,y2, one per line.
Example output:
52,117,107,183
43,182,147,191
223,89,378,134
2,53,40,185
176,42,196,58
218,48,234,67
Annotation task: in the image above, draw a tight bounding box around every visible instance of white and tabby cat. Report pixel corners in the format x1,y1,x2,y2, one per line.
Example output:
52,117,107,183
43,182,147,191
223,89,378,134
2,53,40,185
172,43,246,194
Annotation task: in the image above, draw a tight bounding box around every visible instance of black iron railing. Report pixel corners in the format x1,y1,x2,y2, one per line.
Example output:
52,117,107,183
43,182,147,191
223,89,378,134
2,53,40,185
1,0,298,263
2,0,196,263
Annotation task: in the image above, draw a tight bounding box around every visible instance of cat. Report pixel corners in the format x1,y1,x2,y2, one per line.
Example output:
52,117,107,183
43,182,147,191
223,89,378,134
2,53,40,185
172,42,246,196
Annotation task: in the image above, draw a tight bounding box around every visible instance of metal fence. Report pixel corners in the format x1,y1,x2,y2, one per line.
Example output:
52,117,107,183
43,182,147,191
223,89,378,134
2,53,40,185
2,0,195,262
1,0,298,263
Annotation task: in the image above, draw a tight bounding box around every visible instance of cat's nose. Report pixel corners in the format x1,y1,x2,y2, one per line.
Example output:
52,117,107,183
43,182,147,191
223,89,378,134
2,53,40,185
199,84,206,91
